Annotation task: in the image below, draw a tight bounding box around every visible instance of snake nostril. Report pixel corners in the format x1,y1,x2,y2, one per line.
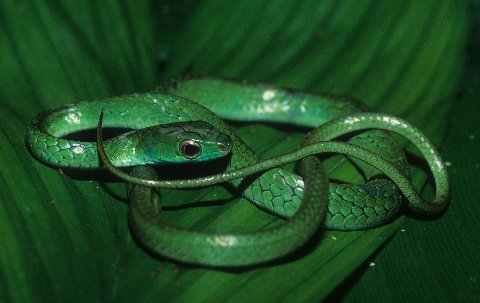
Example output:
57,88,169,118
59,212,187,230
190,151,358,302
219,143,225,151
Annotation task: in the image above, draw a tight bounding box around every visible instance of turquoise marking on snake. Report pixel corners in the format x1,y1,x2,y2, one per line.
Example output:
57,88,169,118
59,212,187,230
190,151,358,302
26,78,450,266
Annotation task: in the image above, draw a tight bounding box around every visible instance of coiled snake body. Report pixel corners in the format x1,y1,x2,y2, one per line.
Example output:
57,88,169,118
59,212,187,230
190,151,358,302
26,78,449,266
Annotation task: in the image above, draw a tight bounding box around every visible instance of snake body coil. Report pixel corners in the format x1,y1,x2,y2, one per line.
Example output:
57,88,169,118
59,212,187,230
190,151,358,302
26,78,450,266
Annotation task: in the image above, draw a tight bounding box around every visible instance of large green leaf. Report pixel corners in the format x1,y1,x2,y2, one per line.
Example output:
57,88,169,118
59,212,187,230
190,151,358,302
339,3,480,301
338,82,480,303
0,1,471,302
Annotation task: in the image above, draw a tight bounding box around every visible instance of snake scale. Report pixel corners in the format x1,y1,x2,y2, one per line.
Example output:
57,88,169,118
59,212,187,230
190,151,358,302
26,78,449,266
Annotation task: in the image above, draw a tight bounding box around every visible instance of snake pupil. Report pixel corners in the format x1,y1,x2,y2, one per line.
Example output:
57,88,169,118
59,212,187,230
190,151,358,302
180,140,202,159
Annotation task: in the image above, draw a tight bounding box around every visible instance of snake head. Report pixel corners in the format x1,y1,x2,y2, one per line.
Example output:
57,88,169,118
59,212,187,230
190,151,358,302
174,121,232,162
136,121,232,164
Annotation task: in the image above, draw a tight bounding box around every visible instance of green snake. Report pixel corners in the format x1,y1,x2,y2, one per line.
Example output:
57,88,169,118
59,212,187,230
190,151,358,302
26,78,450,266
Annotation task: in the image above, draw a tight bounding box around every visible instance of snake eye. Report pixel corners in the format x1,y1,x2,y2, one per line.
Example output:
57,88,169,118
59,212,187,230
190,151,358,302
179,140,202,159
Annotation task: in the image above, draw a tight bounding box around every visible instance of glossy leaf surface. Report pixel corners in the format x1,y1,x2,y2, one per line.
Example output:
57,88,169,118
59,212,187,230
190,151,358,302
0,1,473,302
